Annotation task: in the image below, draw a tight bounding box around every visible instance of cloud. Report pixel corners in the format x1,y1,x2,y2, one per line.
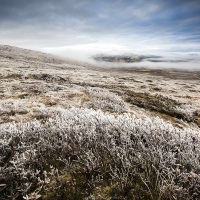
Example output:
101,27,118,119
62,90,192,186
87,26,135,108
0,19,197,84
0,0,200,58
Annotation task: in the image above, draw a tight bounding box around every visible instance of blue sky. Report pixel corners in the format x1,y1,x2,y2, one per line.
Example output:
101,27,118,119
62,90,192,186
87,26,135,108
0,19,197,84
0,0,200,58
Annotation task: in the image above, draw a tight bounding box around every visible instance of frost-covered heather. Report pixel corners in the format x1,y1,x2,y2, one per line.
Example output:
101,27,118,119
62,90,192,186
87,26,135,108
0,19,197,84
0,107,200,199
83,87,128,113
0,99,30,123
175,104,198,119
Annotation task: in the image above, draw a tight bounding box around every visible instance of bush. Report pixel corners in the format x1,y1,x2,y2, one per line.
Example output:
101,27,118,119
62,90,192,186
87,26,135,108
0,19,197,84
0,107,200,199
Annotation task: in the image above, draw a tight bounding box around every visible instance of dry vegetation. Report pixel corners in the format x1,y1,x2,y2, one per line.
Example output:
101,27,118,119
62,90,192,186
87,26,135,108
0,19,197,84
0,45,200,200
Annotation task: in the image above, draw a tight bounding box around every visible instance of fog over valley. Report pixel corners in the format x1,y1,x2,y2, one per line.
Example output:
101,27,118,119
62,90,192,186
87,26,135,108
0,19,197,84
44,45,200,70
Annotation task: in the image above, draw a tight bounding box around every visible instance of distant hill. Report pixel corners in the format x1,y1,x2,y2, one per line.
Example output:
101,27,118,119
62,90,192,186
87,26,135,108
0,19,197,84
0,45,66,64
93,53,162,63
0,45,90,70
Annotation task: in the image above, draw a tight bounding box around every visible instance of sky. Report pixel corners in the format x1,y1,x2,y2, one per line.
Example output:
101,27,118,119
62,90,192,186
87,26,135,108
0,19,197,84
0,0,200,63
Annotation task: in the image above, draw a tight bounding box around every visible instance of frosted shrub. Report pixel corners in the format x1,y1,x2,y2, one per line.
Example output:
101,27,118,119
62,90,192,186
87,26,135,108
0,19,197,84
0,99,29,123
0,99,29,113
0,107,200,199
175,104,197,120
83,87,128,113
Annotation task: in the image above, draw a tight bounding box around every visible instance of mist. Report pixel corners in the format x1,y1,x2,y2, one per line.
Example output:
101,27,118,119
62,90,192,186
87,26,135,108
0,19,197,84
43,44,200,70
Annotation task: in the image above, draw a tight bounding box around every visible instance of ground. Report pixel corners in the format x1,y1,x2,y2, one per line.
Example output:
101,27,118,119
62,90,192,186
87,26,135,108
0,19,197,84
0,45,200,127
0,45,200,200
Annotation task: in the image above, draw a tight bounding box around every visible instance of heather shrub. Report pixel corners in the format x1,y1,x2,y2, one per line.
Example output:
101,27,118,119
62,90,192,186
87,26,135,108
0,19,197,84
0,107,200,199
83,87,128,113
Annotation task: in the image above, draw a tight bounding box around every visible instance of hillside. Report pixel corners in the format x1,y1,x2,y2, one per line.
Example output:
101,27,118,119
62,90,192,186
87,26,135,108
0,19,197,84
0,45,200,200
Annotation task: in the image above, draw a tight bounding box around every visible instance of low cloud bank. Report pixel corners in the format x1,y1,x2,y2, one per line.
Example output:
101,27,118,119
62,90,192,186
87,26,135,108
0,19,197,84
44,45,200,70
